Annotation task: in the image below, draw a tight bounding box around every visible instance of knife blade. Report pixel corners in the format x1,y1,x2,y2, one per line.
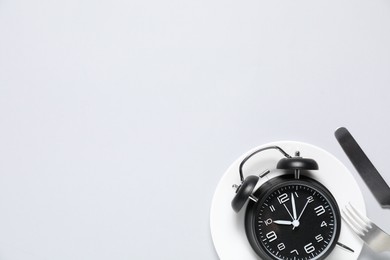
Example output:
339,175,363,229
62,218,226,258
335,127,390,209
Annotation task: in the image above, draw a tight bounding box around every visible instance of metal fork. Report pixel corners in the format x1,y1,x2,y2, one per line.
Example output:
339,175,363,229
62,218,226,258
342,203,390,253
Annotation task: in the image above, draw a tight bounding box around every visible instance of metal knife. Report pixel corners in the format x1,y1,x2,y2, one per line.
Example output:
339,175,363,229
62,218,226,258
335,127,390,209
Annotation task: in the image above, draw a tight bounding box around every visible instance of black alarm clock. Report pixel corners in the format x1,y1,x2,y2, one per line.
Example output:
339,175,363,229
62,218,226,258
231,146,342,260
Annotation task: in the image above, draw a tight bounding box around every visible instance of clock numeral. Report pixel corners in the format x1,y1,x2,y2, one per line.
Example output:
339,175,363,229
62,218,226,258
304,243,316,254
266,231,277,243
315,234,324,243
277,243,286,251
265,218,273,226
307,196,314,203
294,192,299,198
290,249,299,255
269,205,276,212
277,193,289,204
321,221,328,227
314,205,325,216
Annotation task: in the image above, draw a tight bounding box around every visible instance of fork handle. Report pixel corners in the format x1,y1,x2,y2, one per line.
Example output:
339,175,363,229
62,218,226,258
370,229,390,252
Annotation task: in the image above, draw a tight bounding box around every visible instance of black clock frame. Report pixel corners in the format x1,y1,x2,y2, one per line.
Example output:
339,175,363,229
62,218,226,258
245,174,342,260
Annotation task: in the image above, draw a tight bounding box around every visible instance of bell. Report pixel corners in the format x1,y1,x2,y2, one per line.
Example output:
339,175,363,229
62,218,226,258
231,175,259,213
276,157,319,170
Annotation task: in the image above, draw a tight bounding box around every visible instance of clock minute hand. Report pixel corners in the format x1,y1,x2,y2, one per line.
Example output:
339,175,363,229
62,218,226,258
291,193,297,220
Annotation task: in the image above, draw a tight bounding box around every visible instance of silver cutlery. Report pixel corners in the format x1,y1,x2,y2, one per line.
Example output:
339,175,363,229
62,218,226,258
335,127,390,209
342,203,390,253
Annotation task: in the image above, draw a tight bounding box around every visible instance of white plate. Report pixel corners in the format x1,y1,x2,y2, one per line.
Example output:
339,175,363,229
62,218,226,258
210,141,365,260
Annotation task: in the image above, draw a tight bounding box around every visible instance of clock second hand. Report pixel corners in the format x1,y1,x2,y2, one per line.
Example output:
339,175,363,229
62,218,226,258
297,199,310,222
283,204,294,221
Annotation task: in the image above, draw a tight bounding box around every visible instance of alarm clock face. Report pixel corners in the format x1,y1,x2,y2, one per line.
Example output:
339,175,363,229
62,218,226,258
245,176,341,260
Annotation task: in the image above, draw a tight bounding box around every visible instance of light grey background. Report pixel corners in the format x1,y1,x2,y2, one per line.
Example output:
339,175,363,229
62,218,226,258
0,0,389,259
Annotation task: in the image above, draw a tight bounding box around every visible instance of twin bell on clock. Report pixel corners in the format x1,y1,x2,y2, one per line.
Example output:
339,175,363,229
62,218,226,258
231,146,341,260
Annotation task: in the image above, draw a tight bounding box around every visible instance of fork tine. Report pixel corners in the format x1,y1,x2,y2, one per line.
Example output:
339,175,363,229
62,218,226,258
342,208,366,237
342,203,390,253
347,203,373,228
344,205,370,233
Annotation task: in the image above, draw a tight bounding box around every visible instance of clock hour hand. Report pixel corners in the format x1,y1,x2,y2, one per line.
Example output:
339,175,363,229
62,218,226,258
273,220,293,226
274,219,300,230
